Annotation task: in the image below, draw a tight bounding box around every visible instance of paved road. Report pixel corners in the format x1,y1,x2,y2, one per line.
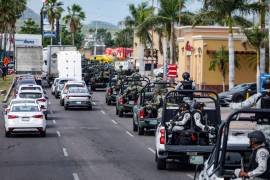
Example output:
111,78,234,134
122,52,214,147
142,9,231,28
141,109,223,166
0,90,195,180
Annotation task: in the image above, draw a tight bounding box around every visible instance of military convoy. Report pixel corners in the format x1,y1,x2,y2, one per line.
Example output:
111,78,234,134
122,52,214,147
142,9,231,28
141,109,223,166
83,61,270,177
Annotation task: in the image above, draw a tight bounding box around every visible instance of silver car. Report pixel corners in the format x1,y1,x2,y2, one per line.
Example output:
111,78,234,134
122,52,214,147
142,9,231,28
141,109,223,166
64,87,92,110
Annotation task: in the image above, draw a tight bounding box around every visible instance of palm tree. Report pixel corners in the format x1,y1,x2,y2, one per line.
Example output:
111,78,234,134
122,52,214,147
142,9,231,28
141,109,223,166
128,2,153,75
209,46,240,92
63,4,85,46
194,0,254,89
0,0,26,58
244,26,268,93
43,0,63,45
258,0,267,73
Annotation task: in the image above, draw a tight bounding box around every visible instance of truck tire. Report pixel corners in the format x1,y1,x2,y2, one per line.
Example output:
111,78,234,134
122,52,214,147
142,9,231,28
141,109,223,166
156,157,166,170
107,100,111,105
116,108,119,115
119,110,124,117
89,105,92,111
138,125,144,135
64,105,68,110
40,130,46,137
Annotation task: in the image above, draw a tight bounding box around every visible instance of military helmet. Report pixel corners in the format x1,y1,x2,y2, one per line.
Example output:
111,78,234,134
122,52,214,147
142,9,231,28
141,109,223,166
179,102,190,110
182,72,190,81
262,78,270,90
248,130,266,144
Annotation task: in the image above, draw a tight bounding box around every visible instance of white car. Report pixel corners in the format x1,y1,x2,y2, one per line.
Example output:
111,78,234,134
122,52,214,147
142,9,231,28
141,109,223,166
51,78,60,95
3,99,38,121
55,78,74,98
18,84,46,94
17,90,48,119
60,81,86,106
5,103,46,137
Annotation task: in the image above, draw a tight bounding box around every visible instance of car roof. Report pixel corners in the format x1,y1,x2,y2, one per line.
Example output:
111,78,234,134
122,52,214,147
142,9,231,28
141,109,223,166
11,103,39,107
66,81,85,84
11,98,37,102
19,84,42,88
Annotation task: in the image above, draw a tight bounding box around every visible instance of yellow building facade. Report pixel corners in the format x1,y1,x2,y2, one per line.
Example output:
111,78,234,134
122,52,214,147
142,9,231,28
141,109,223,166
177,26,256,92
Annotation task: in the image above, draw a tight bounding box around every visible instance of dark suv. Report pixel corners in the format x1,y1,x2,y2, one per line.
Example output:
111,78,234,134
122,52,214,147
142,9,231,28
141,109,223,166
218,82,256,106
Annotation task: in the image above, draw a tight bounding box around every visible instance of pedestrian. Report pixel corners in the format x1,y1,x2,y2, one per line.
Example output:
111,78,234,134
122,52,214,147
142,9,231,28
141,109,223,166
2,64,8,80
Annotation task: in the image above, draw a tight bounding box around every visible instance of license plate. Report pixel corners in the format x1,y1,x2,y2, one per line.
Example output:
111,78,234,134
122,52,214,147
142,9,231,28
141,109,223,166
129,101,135,105
150,120,158,125
76,101,82,104
189,156,204,165
22,117,29,122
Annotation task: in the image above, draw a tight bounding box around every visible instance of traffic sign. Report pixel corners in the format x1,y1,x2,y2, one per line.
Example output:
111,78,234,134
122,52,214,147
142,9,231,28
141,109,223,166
167,64,178,78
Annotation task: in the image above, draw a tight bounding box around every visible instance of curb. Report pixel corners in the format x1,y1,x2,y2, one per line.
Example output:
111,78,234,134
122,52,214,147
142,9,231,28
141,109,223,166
2,77,16,103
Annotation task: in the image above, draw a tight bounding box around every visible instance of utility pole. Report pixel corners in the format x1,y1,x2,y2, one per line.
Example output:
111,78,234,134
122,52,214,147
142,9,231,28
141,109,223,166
93,23,97,60
40,2,45,46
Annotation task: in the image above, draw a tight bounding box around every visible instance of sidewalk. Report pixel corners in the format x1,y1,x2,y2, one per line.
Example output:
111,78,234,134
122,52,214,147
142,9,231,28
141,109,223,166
0,75,14,102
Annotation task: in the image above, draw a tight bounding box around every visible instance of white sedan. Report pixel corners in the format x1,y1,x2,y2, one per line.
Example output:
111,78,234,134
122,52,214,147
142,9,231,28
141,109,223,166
5,103,46,137
17,90,48,119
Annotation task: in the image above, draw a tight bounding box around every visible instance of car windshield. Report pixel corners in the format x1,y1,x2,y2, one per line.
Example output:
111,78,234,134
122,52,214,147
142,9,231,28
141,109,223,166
19,93,42,99
230,84,249,92
21,87,41,91
67,84,85,88
69,88,88,93
59,80,69,84
19,79,36,85
11,105,39,112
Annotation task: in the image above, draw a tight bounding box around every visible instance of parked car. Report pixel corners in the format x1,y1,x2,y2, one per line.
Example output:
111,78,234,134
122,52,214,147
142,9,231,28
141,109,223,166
60,80,86,106
51,78,60,95
64,87,92,110
4,102,46,137
54,78,74,98
17,90,48,119
218,82,256,106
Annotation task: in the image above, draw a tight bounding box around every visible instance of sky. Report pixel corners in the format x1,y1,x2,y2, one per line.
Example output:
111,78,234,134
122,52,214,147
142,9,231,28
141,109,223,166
27,0,202,25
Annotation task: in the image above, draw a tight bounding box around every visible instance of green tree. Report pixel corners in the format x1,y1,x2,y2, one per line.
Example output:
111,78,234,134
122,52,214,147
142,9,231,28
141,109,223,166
114,28,133,48
244,26,268,92
0,0,26,57
128,2,153,74
63,4,85,46
60,26,83,48
89,28,115,47
194,0,254,89
43,0,64,45
20,18,40,34
209,46,240,92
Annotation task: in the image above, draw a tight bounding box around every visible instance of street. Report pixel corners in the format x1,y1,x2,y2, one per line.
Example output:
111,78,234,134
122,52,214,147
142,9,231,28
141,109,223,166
0,90,198,180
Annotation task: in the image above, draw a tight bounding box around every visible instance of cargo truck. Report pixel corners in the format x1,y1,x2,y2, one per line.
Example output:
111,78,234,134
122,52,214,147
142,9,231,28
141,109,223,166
57,51,82,81
47,45,76,84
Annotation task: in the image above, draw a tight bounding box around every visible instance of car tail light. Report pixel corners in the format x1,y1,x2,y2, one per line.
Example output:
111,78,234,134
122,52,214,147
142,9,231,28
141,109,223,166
192,133,197,142
139,109,145,119
119,96,124,104
160,128,165,144
8,115,18,119
91,79,95,83
32,114,43,119
107,88,112,95
37,98,46,102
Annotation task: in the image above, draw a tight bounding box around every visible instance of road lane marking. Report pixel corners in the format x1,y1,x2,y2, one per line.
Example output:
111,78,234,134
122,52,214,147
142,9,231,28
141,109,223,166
63,148,68,157
111,119,118,125
187,174,193,179
48,101,51,105
92,102,96,105
100,110,105,115
53,120,56,124
56,131,61,137
147,147,155,154
72,173,80,180
126,131,134,137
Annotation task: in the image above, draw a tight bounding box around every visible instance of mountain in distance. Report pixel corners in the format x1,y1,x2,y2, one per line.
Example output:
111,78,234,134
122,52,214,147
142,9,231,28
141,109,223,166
84,20,119,30
16,7,40,31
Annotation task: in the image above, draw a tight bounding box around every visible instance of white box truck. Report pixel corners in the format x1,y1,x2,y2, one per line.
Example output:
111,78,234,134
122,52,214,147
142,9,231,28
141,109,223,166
47,45,76,83
15,46,43,75
57,51,82,81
